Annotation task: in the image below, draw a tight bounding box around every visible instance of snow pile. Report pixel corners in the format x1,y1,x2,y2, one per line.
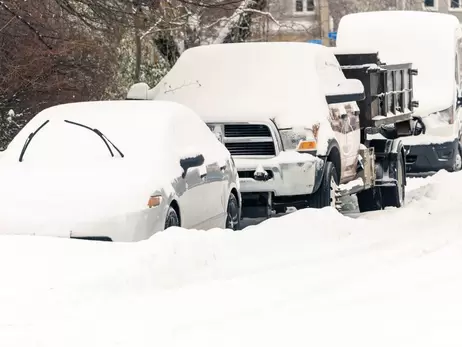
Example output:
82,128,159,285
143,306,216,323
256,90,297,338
1,170,462,346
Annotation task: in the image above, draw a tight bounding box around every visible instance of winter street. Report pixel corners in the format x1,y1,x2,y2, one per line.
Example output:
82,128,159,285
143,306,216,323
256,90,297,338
2,2,462,346
0,170,461,347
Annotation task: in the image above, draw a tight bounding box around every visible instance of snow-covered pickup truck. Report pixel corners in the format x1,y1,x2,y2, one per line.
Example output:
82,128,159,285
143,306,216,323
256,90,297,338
127,42,412,216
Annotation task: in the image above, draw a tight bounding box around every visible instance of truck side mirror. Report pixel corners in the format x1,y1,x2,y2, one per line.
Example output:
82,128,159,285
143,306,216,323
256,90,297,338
326,79,365,104
126,82,154,100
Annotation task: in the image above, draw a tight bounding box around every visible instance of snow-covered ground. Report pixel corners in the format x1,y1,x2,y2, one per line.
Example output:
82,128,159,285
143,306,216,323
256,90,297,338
1,170,461,347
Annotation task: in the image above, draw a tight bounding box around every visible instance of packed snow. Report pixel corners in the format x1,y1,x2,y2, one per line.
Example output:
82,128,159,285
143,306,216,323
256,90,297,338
1,170,462,346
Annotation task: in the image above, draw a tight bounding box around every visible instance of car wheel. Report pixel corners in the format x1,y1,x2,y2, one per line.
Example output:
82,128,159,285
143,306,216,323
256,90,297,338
225,193,240,230
164,206,180,229
452,145,462,172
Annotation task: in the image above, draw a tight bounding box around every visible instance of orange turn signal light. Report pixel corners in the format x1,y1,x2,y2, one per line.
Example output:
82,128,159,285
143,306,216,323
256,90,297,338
297,140,317,151
148,195,162,208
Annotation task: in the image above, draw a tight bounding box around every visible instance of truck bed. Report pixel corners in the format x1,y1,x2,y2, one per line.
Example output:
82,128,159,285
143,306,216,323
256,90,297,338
333,51,418,133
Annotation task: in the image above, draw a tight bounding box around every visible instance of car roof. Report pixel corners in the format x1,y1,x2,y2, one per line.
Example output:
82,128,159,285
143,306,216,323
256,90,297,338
6,100,203,157
34,100,196,125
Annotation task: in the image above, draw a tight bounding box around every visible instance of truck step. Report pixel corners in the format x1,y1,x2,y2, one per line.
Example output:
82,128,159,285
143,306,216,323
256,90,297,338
336,178,365,197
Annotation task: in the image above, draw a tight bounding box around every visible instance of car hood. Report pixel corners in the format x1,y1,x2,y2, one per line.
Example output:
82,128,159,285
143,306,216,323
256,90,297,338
0,161,171,236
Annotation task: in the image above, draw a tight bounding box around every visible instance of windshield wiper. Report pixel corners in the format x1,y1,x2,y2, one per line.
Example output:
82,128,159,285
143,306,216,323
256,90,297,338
19,120,50,162
64,120,124,158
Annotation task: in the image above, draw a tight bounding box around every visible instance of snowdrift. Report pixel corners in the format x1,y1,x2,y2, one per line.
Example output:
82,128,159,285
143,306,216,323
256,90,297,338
1,170,462,347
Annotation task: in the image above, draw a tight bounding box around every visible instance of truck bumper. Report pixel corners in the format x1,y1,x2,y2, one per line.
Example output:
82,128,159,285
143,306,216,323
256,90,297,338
234,153,324,217
404,138,459,175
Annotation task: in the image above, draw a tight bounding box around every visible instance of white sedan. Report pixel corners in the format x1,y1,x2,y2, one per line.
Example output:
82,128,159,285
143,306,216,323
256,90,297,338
0,100,241,242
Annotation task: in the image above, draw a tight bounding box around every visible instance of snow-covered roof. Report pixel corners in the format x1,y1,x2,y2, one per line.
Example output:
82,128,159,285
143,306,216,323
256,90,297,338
336,11,461,115
152,42,336,128
4,100,197,164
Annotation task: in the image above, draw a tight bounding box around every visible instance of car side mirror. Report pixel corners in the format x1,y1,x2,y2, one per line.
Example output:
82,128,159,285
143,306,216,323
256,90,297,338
457,94,462,108
180,154,205,178
325,79,365,104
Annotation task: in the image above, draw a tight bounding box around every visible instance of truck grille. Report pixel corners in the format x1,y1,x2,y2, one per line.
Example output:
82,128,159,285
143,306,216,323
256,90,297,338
221,123,277,156
224,124,272,137
225,142,276,156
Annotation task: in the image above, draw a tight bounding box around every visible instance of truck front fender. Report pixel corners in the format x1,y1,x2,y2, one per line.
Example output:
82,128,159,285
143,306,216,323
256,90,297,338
314,138,342,192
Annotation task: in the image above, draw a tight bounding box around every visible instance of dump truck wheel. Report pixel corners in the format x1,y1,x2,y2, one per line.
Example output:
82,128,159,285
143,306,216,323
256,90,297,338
357,187,383,212
381,153,405,208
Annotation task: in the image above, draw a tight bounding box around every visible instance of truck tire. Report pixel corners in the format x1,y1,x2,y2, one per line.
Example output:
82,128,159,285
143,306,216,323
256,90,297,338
309,161,338,209
164,206,180,229
381,153,405,208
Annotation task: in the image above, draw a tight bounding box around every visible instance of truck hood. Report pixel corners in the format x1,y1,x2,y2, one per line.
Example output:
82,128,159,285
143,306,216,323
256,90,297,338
151,42,331,130
0,161,166,236
154,88,329,130
413,88,455,119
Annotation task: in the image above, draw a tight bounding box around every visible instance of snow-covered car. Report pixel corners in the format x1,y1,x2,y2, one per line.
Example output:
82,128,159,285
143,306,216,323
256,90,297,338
0,100,241,241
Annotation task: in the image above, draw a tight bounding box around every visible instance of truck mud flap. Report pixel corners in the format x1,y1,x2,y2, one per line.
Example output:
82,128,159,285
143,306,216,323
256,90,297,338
368,138,406,187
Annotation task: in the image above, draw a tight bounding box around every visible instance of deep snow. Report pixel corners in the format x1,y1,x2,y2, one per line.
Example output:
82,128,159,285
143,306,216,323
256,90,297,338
1,170,462,347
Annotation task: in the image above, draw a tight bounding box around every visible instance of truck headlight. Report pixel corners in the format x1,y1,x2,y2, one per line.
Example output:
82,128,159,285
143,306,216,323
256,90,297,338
207,124,224,142
279,125,318,154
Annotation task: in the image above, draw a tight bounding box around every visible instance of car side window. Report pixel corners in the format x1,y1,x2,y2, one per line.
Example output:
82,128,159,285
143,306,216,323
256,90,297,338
175,113,216,164
456,54,460,86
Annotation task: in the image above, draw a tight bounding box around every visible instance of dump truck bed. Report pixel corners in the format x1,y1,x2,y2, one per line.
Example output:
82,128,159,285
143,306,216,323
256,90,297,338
334,51,418,132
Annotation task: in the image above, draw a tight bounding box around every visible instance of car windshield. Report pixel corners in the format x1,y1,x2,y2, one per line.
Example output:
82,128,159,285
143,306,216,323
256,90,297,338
6,118,168,166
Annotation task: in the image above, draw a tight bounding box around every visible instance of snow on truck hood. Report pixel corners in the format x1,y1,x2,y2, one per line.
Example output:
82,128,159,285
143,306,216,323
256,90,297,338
336,11,459,115
152,42,331,129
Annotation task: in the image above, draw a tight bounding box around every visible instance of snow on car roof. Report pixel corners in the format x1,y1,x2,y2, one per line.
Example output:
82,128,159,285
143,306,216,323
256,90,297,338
152,42,334,128
3,100,200,164
336,11,460,114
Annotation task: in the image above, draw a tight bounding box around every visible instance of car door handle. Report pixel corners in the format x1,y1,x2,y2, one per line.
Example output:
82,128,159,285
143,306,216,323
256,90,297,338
200,173,207,179
220,165,226,171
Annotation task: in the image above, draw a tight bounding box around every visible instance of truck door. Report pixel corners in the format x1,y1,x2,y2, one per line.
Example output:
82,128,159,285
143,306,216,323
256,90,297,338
328,104,349,182
342,102,361,181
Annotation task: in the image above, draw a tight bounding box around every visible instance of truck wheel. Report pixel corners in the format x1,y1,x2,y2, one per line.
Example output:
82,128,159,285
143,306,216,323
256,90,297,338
164,206,180,229
381,153,406,208
309,161,338,209
357,187,383,212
